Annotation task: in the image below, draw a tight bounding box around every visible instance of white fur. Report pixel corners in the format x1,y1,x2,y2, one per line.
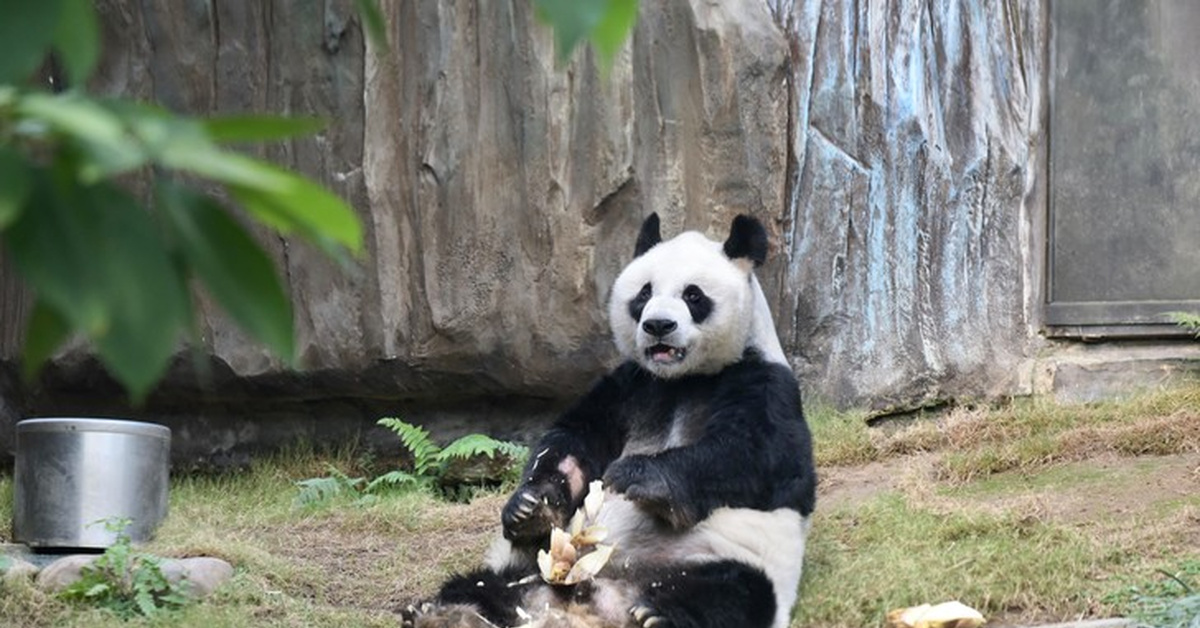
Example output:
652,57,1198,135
592,494,808,628
609,232,755,378
748,274,788,366
486,495,810,628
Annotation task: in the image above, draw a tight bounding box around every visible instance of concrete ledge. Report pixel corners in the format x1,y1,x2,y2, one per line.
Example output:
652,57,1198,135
1034,340,1200,404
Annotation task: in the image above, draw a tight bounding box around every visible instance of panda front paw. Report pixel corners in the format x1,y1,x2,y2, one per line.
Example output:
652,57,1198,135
631,604,673,628
603,456,696,529
501,481,569,544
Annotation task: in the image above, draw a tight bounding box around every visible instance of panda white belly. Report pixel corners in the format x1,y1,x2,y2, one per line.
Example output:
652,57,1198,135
594,495,810,628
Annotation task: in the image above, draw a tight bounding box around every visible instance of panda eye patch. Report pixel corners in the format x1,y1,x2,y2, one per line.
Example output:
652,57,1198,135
681,284,713,323
628,282,653,322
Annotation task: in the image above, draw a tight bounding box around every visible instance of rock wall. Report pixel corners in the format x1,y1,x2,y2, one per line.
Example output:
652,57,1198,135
0,0,1048,463
766,0,1045,410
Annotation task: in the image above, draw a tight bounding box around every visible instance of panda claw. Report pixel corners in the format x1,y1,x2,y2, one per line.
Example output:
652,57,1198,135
631,605,669,627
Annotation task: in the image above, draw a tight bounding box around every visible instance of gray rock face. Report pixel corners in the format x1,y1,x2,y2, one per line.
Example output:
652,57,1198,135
764,0,1043,409
0,1,1049,460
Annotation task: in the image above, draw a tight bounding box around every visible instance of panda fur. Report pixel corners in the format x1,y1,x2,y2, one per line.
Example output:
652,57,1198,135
406,214,816,628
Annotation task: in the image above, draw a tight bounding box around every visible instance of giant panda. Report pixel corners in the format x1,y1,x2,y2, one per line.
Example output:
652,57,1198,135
405,213,816,628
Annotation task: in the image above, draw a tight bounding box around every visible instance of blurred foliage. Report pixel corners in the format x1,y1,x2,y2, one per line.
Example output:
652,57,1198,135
0,0,634,402
533,0,638,70
0,0,363,401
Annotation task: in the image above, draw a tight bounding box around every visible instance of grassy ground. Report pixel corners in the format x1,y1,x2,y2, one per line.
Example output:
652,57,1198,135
1,387,1198,627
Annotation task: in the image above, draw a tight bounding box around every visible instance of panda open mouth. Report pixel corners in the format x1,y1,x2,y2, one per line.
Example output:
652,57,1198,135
646,344,687,364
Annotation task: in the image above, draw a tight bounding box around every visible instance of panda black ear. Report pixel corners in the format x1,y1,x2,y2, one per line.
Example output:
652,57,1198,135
723,214,768,267
634,213,662,258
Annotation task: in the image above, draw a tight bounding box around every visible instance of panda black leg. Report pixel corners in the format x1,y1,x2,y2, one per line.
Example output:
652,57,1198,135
406,567,533,628
630,561,777,628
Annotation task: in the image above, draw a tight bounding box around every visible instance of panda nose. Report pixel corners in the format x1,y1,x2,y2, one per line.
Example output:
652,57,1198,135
642,318,677,338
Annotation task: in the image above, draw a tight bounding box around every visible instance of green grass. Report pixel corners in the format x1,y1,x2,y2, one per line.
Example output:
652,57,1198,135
2,385,1199,626
0,451,492,628
795,492,1114,628
806,403,876,467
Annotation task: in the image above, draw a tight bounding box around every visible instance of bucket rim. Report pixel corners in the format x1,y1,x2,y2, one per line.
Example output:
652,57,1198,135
16,417,171,439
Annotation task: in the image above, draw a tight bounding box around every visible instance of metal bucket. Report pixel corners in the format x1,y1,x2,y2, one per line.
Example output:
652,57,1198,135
13,418,171,549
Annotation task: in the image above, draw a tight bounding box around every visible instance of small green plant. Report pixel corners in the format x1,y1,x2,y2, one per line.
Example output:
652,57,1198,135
293,465,373,509
1167,312,1200,338
58,518,191,619
1106,561,1200,628
294,418,528,508
370,418,528,491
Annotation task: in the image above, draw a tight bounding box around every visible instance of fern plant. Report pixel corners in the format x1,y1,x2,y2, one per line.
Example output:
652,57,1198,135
294,418,528,507
373,417,528,493
58,519,191,619
293,465,370,509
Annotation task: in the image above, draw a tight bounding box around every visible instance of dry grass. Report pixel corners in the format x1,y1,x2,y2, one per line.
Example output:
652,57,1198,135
0,451,500,628
2,386,1199,627
811,385,1200,485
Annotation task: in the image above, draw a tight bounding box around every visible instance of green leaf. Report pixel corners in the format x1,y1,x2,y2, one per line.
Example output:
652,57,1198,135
134,587,156,617
229,163,364,255
0,0,63,84
15,93,147,181
106,102,363,255
85,185,191,402
3,171,110,335
0,147,33,229
159,183,295,363
53,0,100,85
438,434,521,461
5,175,190,401
533,0,636,67
202,114,326,144
364,470,422,493
354,0,389,51
589,0,637,68
84,583,111,598
21,299,72,381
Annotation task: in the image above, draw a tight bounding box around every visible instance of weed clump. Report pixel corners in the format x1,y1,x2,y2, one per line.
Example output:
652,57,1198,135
58,519,191,619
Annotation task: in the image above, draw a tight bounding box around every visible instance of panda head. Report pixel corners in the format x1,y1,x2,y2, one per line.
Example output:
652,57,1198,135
608,213,769,379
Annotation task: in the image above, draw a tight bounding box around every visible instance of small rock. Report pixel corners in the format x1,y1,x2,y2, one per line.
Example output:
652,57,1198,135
1,556,39,583
35,554,98,592
175,557,235,598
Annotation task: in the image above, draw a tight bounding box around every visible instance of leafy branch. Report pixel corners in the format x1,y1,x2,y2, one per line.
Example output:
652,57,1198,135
0,2,362,402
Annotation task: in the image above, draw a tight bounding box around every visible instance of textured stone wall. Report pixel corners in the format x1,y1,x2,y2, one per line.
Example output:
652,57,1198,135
765,0,1045,410
0,0,1049,463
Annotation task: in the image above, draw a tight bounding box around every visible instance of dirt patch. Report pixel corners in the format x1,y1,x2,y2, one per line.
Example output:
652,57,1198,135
265,494,506,614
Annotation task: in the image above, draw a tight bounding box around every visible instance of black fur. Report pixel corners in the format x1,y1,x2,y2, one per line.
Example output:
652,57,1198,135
681,284,713,324
634,213,662,257
488,348,814,627
512,348,815,534
420,214,814,628
628,282,653,323
723,214,768,267
432,568,532,627
633,560,777,628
